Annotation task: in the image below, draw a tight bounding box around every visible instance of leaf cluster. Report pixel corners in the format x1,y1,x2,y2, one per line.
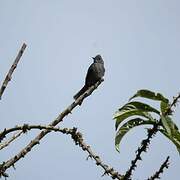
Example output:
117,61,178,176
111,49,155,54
113,89,180,154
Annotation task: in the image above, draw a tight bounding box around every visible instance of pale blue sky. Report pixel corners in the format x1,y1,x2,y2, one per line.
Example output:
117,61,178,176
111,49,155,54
0,1,180,179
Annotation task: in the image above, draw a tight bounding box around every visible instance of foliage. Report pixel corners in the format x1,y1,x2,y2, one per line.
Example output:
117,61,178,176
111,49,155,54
113,89,180,154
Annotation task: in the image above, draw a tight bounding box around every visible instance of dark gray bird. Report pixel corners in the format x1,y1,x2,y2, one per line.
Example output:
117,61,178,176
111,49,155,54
73,54,105,100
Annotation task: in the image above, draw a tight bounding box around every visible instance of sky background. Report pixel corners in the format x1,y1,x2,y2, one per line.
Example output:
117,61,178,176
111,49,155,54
0,0,180,179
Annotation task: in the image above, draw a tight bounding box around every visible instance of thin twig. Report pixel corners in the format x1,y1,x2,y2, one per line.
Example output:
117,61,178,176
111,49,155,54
0,124,74,141
0,125,122,179
0,79,104,177
165,93,180,115
0,43,27,100
147,156,170,180
0,131,23,150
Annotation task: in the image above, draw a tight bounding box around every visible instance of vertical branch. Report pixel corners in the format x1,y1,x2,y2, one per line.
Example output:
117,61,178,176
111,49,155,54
0,43,27,100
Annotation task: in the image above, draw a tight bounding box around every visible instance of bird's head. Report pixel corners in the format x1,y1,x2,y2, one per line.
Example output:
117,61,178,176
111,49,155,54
92,54,104,64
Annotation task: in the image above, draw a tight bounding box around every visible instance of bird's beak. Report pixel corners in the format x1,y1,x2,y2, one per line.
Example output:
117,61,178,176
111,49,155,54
92,57,95,60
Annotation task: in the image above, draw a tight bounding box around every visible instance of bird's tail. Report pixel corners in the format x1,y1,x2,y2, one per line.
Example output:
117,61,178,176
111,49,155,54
73,85,88,100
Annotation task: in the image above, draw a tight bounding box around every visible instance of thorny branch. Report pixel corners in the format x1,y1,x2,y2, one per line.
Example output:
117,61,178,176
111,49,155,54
0,43,27,100
70,128,123,180
0,125,122,179
123,123,159,180
123,93,180,180
0,79,104,177
147,156,170,180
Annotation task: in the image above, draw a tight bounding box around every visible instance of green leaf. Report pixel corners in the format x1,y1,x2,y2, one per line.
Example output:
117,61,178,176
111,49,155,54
160,116,179,136
115,118,155,152
113,101,158,130
119,101,160,115
114,109,153,130
160,129,180,155
173,131,180,142
161,116,172,135
160,101,170,115
165,116,178,130
129,89,169,103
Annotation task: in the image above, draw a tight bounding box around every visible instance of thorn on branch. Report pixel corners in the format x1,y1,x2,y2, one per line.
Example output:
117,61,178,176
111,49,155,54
86,154,92,160
0,129,7,143
12,164,16,170
22,124,29,133
2,172,9,178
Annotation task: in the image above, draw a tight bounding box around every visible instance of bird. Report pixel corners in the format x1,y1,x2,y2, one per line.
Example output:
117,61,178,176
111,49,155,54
73,54,105,100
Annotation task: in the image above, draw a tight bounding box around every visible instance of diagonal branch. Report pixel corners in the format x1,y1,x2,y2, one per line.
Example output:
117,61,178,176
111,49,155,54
0,125,122,179
0,43,27,100
147,156,170,180
0,79,104,176
67,127,123,180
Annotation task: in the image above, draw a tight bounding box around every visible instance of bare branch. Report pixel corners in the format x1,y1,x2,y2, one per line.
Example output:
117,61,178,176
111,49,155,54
147,156,170,180
0,43,27,100
0,79,104,176
0,125,122,179
0,131,23,150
